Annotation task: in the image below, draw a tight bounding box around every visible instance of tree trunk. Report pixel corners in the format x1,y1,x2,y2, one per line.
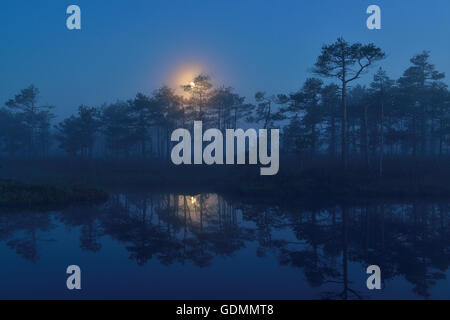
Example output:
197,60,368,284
329,113,336,158
311,124,316,154
341,82,348,168
379,101,384,176
361,104,369,169
439,117,443,156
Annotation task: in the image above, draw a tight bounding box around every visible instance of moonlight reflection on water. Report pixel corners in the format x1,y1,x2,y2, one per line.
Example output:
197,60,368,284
0,192,449,299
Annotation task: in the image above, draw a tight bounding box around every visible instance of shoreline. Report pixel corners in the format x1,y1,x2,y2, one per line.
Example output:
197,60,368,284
2,157,450,207
0,179,108,209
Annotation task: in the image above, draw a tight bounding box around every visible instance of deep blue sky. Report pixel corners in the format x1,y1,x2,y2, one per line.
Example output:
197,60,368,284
1,0,449,118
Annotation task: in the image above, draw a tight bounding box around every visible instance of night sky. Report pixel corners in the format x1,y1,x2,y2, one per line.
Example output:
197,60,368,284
1,0,449,118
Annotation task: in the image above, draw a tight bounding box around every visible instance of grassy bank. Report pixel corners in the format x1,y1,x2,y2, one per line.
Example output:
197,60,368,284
2,156,450,201
0,179,108,208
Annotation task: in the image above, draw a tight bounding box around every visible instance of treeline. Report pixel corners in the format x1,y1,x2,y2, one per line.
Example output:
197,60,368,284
1,38,449,174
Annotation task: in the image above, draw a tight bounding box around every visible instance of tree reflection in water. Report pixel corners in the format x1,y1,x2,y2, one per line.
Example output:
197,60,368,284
0,194,449,299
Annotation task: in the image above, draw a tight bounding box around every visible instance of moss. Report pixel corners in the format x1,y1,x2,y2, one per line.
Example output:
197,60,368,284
2,158,450,202
0,180,108,208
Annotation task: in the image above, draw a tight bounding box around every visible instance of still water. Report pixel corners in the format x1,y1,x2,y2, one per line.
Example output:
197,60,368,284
0,192,449,299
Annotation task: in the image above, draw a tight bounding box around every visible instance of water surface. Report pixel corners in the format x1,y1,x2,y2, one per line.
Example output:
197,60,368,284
1,192,449,299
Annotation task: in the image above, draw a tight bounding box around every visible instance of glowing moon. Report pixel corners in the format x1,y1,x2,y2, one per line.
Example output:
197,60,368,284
169,63,204,95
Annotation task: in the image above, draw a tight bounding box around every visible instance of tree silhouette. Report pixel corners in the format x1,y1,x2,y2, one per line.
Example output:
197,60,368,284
313,37,385,167
5,85,55,157
55,105,100,158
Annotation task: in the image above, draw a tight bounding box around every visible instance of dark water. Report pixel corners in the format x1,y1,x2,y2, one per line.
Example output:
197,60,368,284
1,192,449,300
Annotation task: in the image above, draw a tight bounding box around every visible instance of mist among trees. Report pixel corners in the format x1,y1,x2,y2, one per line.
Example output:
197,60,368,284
1,39,449,178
